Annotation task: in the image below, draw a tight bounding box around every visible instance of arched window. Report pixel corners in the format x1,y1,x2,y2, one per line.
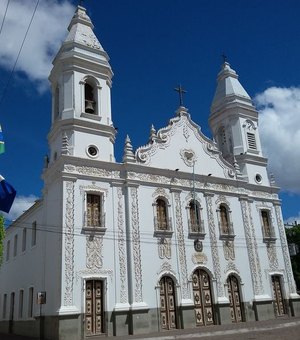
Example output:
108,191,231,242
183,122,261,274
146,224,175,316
188,200,205,238
84,82,96,114
218,204,234,239
261,210,276,242
156,198,168,230
220,204,229,234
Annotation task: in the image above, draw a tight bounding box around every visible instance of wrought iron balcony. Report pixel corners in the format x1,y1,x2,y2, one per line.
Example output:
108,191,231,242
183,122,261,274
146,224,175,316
188,219,206,239
154,217,173,238
83,212,106,234
262,227,276,243
219,221,235,240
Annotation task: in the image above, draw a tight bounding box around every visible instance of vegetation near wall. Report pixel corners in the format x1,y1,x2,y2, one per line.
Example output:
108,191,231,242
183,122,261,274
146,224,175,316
286,224,300,291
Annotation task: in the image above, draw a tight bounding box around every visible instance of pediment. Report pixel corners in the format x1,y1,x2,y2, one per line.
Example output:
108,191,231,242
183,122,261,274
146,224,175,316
136,107,236,179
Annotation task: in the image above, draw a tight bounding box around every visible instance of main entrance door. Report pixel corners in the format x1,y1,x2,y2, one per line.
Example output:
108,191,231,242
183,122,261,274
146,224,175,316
227,275,243,323
271,275,286,316
159,276,177,330
85,280,104,336
192,269,214,326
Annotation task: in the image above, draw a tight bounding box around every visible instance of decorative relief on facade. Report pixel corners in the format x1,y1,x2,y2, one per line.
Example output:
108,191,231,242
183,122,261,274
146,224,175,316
86,235,103,269
157,261,177,279
131,187,143,302
192,252,208,264
225,261,240,275
180,149,196,167
75,269,113,283
117,187,128,303
152,187,170,201
79,184,108,196
215,195,230,207
174,192,189,299
64,181,75,306
223,240,235,261
248,201,264,294
158,238,171,259
183,126,190,142
274,204,297,293
266,244,279,271
240,199,263,295
205,194,224,297
64,165,120,179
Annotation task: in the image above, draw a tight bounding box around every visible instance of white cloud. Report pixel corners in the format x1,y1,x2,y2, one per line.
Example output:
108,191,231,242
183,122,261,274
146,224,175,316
3,195,38,222
0,0,74,87
255,87,300,193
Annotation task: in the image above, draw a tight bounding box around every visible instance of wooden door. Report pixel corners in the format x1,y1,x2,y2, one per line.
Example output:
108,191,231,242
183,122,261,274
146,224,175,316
85,280,104,336
159,276,177,330
192,269,214,326
227,275,243,322
272,275,286,316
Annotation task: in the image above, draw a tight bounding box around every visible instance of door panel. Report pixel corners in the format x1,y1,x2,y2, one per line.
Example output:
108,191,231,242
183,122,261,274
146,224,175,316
159,276,177,330
272,276,286,316
227,275,243,323
85,280,104,336
192,269,214,326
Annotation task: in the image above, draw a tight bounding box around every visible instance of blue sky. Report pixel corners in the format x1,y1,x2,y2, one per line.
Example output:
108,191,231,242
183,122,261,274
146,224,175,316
0,0,299,223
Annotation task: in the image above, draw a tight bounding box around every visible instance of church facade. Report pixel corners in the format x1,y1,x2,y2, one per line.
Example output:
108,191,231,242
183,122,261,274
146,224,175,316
0,5,299,340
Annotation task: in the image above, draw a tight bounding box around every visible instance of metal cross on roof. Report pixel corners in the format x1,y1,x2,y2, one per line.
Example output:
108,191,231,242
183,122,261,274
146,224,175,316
174,84,187,107
79,0,85,6
222,53,227,63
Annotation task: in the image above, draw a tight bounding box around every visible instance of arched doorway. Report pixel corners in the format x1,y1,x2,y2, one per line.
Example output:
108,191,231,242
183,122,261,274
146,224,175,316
271,275,286,316
226,274,244,322
159,276,177,330
192,269,215,326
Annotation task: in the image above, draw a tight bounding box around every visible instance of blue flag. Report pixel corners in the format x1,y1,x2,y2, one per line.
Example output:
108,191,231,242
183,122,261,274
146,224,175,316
0,175,16,213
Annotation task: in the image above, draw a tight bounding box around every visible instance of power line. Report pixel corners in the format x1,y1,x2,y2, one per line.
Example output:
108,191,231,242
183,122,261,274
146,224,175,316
0,0,40,107
0,0,10,37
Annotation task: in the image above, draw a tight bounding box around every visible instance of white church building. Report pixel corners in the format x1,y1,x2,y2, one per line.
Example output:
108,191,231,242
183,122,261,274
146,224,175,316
0,5,299,340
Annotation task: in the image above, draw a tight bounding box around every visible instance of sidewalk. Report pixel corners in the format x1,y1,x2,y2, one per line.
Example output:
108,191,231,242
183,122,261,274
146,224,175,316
0,316,299,340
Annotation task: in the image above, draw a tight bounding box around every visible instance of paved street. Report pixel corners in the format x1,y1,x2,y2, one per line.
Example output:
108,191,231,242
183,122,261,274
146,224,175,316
0,317,299,340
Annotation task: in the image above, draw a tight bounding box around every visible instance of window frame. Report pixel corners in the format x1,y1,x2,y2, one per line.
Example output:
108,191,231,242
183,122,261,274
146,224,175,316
217,203,235,240
83,191,106,234
187,199,205,239
153,197,173,238
260,209,276,243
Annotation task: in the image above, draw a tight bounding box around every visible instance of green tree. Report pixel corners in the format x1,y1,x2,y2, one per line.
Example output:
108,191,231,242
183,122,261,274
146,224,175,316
285,223,300,291
0,215,5,265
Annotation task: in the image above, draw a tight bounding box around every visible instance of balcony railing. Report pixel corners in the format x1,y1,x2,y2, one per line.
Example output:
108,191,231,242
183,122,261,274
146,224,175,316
219,221,235,240
154,217,173,238
83,212,106,234
262,227,276,243
188,219,205,239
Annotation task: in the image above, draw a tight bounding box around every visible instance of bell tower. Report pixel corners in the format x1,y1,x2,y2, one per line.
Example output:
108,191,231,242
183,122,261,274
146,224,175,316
209,61,270,186
48,5,115,163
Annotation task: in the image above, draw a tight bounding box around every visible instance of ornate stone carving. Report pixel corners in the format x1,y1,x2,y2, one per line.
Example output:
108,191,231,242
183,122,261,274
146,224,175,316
240,199,263,295
223,240,235,261
205,194,223,297
158,238,171,259
64,181,75,306
266,243,279,271
174,192,189,299
79,184,108,196
86,235,103,269
131,187,143,302
192,252,208,264
180,149,196,167
183,125,190,142
225,261,240,275
157,261,177,279
274,204,297,294
152,187,170,200
117,187,128,303
64,165,120,179
75,269,113,283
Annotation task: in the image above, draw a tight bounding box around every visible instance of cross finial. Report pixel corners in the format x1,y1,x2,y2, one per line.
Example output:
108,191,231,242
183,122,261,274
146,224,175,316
174,84,187,107
79,0,84,6
222,53,227,63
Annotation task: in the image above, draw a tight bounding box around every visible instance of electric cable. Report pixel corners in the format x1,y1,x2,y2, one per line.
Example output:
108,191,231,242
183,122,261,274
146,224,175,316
0,0,10,37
